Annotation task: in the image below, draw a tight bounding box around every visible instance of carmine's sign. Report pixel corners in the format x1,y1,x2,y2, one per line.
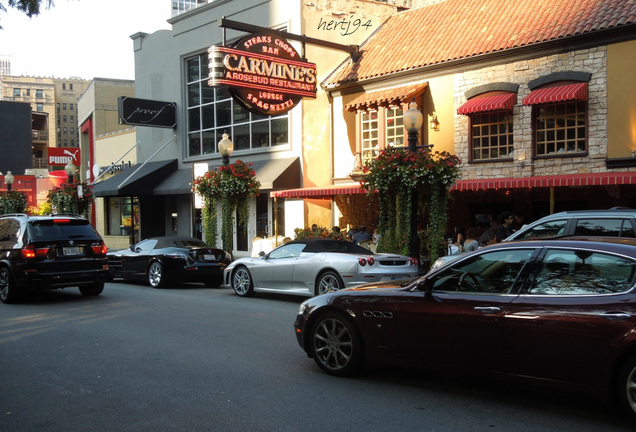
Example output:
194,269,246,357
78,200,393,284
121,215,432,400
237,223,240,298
208,34,317,115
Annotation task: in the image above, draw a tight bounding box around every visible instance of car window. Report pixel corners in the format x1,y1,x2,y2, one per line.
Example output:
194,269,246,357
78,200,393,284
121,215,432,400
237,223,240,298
28,220,98,240
528,249,636,295
573,218,635,238
428,249,535,294
0,219,20,246
268,243,305,259
514,219,567,240
135,239,158,251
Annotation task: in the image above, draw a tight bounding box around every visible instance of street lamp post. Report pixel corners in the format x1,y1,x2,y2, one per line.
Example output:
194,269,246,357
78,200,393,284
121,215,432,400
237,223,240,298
403,98,424,264
218,133,234,166
64,161,81,214
65,160,76,183
4,171,14,192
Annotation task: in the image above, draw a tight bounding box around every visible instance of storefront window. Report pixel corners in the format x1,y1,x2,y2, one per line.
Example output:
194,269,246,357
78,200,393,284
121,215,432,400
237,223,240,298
186,52,289,157
107,197,139,242
534,101,586,156
471,111,514,160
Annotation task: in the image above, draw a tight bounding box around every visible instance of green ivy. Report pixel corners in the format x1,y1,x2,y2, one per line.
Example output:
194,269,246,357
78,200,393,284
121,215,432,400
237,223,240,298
362,147,461,259
192,160,260,254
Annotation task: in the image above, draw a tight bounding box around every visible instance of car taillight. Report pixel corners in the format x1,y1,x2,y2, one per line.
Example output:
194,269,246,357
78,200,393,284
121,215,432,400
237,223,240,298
92,241,107,255
410,257,419,266
359,257,376,266
21,244,49,259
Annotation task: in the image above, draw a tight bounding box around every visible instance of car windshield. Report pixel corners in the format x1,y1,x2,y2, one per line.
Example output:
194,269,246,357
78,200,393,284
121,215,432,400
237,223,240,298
27,220,100,241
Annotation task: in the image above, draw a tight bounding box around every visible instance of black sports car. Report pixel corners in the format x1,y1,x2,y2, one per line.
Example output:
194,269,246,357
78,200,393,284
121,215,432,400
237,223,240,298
107,236,232,288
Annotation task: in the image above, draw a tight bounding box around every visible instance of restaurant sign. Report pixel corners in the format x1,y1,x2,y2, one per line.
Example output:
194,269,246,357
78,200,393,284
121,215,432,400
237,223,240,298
208,34,317,115
118,97,177,129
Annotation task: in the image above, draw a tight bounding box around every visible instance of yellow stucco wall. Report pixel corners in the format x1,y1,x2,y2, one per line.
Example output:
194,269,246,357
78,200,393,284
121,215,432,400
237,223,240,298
607,40,636,158
422,74,455,155
300,0,400,228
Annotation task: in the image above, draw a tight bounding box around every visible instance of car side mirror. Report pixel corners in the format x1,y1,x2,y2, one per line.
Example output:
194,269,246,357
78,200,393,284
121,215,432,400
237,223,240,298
259,251,266,258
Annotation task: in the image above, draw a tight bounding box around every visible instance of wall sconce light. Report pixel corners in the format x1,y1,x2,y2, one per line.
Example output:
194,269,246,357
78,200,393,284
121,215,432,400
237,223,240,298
4,171,14,191
429,115,440,132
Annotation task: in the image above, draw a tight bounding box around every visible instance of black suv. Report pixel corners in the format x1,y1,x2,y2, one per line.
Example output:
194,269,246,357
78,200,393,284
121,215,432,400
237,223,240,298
0,214,109,303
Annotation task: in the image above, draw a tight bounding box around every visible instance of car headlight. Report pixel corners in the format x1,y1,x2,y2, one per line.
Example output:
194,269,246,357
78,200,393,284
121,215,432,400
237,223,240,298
298,301,310,315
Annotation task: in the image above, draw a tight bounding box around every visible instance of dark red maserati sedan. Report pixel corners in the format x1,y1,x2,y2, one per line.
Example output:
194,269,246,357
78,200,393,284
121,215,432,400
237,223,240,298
294,238,636,418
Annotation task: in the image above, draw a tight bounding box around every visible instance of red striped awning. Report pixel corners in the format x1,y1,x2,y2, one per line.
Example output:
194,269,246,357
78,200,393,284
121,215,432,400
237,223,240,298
451,171,636,190
270,184,368,199
457,93,516,115
522,82,588,106
344,82,428,112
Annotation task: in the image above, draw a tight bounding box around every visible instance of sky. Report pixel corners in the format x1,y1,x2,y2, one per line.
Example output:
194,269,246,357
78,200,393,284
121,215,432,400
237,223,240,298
0,0,172,80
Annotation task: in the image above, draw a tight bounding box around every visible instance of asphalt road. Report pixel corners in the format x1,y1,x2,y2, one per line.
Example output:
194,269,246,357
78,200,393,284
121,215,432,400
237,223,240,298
1,281,634,432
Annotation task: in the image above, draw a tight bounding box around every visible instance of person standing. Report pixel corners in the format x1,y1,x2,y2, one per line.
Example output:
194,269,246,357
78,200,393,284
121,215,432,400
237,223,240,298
352,225,372,244
496,212,514,242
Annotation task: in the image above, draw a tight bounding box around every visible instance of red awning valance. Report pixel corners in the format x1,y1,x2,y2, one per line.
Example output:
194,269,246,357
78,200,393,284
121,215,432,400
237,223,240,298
344,82,428,112
457,93,516,115
451,172,636,190
522,82,588,106
270,184,368,199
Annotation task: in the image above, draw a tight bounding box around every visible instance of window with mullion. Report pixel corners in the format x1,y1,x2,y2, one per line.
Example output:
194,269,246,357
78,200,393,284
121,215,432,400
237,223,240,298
386,107,404,148
534,101,586,156
470,111,514,161
361,111,379,166
185,52,289,158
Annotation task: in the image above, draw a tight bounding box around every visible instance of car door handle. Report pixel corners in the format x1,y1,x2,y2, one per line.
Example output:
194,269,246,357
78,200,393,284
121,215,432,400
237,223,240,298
474,307,501,314
599,312,632,321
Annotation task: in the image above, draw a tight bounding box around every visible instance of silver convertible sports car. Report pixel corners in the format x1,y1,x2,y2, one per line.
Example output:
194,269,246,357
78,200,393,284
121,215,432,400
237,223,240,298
224,238,419,297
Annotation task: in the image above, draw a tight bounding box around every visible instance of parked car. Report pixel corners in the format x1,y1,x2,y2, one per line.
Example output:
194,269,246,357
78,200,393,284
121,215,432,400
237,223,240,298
294,238,636,418
506,207,636,242
224,238,419,298
107,236,232,288
428,208,636,272
0,213,109,303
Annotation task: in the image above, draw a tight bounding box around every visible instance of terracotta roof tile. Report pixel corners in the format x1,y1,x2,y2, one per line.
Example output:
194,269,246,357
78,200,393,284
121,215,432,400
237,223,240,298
324,0,636,87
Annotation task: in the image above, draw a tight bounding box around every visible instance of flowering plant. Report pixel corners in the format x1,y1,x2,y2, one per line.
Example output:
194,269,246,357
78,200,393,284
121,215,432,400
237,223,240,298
192,160,261,251
47,180,94,217
294,226,345,241
361,147,461,260
0,191,28,215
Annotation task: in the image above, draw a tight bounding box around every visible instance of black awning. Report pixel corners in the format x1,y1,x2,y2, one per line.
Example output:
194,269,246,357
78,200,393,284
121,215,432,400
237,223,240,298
92,159,177,197
152,157,301,196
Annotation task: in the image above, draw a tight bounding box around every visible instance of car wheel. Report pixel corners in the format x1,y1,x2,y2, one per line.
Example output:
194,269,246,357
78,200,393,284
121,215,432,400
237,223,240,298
148,261,166,288
79,281,105,297
232,266,254,297
311,312,363,376
617,353,636,418
317,271,344,295
0,267,19,304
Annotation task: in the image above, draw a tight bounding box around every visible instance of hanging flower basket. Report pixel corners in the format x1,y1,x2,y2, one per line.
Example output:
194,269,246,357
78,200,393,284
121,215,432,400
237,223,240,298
361,147,461,261
192,160,261,251
47,180,94,217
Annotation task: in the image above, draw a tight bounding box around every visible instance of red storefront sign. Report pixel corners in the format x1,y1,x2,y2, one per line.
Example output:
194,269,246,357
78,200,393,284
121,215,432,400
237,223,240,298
208,34,317,115
48,147,81,166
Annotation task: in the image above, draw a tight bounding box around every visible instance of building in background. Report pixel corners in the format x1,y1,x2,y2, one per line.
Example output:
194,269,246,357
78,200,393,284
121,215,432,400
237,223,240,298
0,54,10,76
78,78,137,249
171,0,207,16
54,78,90,149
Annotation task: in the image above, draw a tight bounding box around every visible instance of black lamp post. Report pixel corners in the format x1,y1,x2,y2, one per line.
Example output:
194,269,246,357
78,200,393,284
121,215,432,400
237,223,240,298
403,98,424,263
218,133,234,166
4,171,14,192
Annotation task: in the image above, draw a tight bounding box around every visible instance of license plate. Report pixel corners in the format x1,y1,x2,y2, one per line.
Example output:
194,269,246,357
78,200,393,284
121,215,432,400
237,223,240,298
390,275,404,280
63,247,81,256
203,254,215,261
